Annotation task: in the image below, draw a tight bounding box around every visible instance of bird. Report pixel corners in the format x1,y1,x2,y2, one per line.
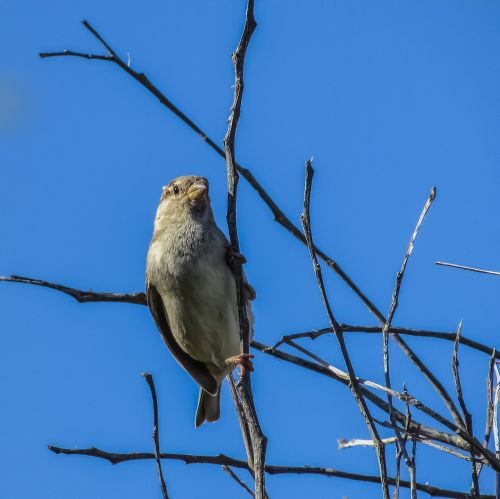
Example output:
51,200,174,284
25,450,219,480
146,175,255,427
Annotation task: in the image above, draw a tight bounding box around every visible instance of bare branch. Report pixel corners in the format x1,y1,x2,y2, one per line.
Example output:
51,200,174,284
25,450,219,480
222,3,266,499
141,373,169,499
224,0,256,369
228,373,254,473
338,437,397,449
477,351,496,478
300,161,389,499
436,261,500,277
39,50,112,61
493,363,500,497
404,387,417,499
342,426,487,464
451,323,480,496
222,465,255,497
381,187,437,494
0,275,146,305
278,324,500,360
47,445,486,499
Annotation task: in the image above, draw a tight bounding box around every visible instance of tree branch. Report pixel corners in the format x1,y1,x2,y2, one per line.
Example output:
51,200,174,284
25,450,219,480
222,465,255,497
47,445,487,499
477,351,496,478
382,187,436,498
222,3,266,498
0,275,146,304
277,324,500,360
436,261,500,277
451,323,479,496
141,373,169,499
300,160,390,499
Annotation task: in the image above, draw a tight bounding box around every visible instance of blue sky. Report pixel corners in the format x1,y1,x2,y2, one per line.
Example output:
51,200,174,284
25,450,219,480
2,1,500,497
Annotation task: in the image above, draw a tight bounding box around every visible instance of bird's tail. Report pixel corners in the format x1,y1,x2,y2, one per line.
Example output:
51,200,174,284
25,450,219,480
195,386,221,427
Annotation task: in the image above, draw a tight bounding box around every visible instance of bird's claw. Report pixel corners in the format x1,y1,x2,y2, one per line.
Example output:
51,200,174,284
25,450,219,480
225,353,255,375
226,245,247,269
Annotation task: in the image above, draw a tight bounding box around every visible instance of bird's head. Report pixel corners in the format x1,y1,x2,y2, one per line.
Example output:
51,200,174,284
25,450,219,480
154,175,213,229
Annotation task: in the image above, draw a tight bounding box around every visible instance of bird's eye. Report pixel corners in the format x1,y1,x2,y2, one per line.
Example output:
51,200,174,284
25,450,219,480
172,185,180,195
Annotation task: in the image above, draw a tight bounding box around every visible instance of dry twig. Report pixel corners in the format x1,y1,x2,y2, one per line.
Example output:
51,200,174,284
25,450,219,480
0,275,146,304
436,261,500,276
222,465,255,497
300,160,390,499
223,3,267,498
382,187,436,499
276,324,500,360
141,373,169,499
47,445,485,499
451,323,479,496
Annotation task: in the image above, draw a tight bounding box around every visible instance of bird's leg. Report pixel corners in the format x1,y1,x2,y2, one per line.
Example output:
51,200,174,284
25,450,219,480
225,353,255,375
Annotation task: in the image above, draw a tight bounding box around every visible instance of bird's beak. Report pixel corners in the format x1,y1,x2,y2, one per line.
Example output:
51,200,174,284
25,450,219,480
187,180,208,201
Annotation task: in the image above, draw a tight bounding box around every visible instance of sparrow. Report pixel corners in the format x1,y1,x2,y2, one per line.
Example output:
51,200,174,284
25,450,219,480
146,175,255,427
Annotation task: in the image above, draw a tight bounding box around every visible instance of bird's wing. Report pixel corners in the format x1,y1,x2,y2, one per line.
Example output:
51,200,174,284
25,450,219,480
147,284,218,396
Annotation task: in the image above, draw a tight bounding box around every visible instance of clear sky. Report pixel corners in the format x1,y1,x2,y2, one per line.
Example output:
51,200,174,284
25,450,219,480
1,1,500,497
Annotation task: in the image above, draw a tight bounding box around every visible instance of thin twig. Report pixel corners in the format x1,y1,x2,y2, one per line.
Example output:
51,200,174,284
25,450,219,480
276,324,500,360
404,386,417,499
436,261,500,276
141,373,169,499
223,3,266,499
477,351,496,478
222,465,255,497
493,363,500,497
452,323,480,496
382,187,437,495
0,275,146,304
228,373,254,473
342,425,485,464
47,446,487,499
300,161,389,499
338,437,397,449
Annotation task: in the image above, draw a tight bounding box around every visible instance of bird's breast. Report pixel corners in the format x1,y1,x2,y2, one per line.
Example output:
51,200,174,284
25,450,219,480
147,223,241,370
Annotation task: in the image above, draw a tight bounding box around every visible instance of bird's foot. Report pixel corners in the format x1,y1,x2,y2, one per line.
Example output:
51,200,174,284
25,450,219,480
225,353,255,375
226,245,247,270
